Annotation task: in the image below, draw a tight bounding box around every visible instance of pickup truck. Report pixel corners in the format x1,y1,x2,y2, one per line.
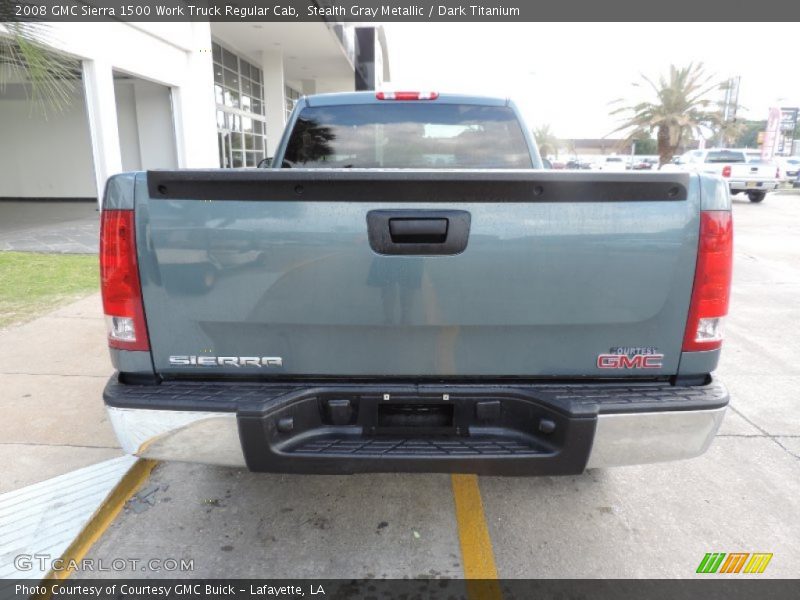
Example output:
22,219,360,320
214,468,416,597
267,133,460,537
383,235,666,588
101,92,732,476
663,148,779,203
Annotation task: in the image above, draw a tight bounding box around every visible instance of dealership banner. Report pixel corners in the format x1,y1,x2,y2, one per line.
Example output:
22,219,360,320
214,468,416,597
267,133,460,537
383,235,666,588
3,0,800,21
762,107,782,160
778,108,798,155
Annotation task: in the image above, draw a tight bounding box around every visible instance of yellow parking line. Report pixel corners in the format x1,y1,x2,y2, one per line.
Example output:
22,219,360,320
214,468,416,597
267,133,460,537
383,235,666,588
451,474,502,599
35,459,158,598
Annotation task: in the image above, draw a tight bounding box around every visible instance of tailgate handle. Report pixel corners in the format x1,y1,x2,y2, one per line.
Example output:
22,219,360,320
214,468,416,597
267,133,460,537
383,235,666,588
389,218,448,244
367,210,471,256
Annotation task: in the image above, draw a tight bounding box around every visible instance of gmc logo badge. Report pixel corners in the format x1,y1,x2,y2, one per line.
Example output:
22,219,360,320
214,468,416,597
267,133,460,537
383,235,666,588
597,353,664,369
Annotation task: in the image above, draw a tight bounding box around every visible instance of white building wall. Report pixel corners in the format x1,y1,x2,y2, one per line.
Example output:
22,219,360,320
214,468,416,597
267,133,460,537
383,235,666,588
1,19,373,201
132,81,178,170
315,77,356,93
28,21,218,201
114,81,142,172
0,85,95,198
114,79,178,172
170,22,218,169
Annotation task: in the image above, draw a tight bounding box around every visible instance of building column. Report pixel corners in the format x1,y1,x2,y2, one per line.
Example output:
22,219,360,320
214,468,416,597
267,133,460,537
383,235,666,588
171,22,218,168
82,59,122,208
259,49,285,158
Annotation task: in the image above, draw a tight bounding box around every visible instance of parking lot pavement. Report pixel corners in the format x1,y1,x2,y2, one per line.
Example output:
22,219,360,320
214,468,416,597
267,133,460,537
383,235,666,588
81,469,464,579
80,192,800,579
0,201,98,254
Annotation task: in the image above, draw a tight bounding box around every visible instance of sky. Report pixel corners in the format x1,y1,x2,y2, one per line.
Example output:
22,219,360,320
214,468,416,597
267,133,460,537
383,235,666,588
382,23,799,139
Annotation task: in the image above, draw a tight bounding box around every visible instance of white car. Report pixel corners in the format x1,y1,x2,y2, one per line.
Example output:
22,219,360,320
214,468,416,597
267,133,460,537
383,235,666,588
661,148,779,203
598,155,629,172
775,156,800,182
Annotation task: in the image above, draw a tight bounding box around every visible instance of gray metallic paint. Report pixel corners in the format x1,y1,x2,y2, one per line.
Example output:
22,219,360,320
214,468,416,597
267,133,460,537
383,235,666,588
134,174,704,377
109,348,155,375
698,172,733,211
103,172,137,210
677,349,722,376
102,94,731,379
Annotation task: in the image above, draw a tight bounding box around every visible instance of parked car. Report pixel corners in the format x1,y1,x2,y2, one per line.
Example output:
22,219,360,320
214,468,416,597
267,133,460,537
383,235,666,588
598,155,629,172
795,171,800,188
662,148,779,203
629,156,659,170
101,91,731,476
776,156,800,182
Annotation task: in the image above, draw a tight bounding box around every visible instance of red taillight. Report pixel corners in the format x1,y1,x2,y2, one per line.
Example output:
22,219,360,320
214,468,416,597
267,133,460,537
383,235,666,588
721,165,731,178
100,210,149,351
682,211,733,352
376,91,439,101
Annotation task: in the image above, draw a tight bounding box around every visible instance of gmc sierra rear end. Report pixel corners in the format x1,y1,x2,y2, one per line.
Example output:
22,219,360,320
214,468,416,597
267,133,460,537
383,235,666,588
100,92,732,476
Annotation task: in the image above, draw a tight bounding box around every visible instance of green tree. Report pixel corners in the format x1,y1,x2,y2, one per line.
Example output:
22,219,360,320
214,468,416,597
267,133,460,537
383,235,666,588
533,124,559,158
0,15,79,115
632,137,658,155
734,120,766,148
610,63,723,165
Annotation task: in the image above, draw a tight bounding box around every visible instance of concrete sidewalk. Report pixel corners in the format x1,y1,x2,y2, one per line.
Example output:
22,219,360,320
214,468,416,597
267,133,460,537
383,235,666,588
0,293,122,493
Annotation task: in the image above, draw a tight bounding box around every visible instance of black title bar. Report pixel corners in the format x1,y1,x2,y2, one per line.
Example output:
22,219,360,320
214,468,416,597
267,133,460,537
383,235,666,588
4,579,800,600
4,0,800,22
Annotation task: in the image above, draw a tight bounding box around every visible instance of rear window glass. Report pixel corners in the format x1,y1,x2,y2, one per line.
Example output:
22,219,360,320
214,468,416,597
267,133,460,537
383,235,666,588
283,103,532,168
705,151,746,163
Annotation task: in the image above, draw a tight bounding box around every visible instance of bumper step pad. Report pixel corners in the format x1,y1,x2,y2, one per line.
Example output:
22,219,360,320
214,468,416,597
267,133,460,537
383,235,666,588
292,436,544,457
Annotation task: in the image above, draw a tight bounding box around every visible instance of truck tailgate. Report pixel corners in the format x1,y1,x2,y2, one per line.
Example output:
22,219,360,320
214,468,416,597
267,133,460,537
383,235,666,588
730,162,777,180
136,170,698,378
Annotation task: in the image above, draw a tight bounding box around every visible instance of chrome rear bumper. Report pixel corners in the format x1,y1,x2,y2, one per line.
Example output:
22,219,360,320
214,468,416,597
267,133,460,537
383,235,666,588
106,404,726,472
107,407,246,467
585,407,726,468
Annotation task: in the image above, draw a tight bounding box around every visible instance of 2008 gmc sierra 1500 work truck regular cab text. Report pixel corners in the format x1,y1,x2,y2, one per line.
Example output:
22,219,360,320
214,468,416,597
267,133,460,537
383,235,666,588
101,92,732,476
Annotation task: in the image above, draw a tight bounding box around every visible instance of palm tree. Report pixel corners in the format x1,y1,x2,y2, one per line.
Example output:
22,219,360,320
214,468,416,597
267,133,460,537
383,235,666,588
610,63,723,166
710,116,747,147
533,124,559,158
0,15,79,115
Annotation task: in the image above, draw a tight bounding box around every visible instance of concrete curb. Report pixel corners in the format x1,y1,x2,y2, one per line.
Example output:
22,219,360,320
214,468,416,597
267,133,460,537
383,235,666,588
0,456,154,584
43,459,158,581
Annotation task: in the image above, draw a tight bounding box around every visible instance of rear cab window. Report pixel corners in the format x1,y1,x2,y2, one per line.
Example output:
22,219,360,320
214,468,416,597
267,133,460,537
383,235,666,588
705,150,746,163
282,103,532,169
